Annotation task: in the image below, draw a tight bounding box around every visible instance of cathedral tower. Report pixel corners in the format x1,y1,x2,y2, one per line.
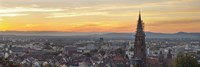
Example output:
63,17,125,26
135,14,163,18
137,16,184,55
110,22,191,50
133,12,146,67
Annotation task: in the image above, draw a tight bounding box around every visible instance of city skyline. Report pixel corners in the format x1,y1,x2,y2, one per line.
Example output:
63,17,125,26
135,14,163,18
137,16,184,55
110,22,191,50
0,0,200,33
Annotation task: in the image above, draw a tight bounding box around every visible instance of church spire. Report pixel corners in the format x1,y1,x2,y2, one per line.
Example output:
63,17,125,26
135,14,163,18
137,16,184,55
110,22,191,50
133,11,146,67
136,11,145,36
138,11,141,22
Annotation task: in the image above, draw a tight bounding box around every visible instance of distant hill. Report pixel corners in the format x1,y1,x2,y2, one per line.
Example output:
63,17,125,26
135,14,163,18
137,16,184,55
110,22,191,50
0,31,105,36
97,32,200,39
146,32,200,38
0,31,199,39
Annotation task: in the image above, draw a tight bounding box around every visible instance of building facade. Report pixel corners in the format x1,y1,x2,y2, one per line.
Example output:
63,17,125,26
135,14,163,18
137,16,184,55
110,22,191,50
133,12,147,67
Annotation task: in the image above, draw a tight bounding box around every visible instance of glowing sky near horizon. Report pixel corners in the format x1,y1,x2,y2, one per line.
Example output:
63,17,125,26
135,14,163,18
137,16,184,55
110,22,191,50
0,0,200,33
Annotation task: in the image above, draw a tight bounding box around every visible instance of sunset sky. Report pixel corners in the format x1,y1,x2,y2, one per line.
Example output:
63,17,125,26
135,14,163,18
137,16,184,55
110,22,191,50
0,0,200,33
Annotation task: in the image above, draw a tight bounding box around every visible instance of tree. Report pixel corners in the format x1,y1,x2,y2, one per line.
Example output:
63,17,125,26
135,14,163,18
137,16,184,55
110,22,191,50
171,53,200,67
84,53,92,57
0,57,21,67
99,50,106,56
43,64,51,67
116,48,125,55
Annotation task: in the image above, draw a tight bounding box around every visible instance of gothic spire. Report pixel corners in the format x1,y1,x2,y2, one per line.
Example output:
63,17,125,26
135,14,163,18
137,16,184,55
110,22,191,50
136,11,145,36
133,11,146,67
138,11,141,22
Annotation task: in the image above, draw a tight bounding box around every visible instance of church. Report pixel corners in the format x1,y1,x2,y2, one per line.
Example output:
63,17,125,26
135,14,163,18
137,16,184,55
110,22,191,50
131,12,173,67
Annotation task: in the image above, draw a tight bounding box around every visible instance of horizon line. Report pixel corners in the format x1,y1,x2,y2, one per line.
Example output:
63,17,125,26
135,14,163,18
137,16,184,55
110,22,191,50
0,31,199,34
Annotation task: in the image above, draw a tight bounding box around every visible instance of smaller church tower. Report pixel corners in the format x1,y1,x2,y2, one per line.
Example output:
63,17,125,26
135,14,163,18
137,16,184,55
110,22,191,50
166,49,172,67
158,51,164,67
167,49,172,59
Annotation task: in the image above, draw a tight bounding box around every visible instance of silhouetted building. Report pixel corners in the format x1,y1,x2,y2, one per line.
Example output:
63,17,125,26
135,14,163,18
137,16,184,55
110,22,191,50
133,12,146,67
